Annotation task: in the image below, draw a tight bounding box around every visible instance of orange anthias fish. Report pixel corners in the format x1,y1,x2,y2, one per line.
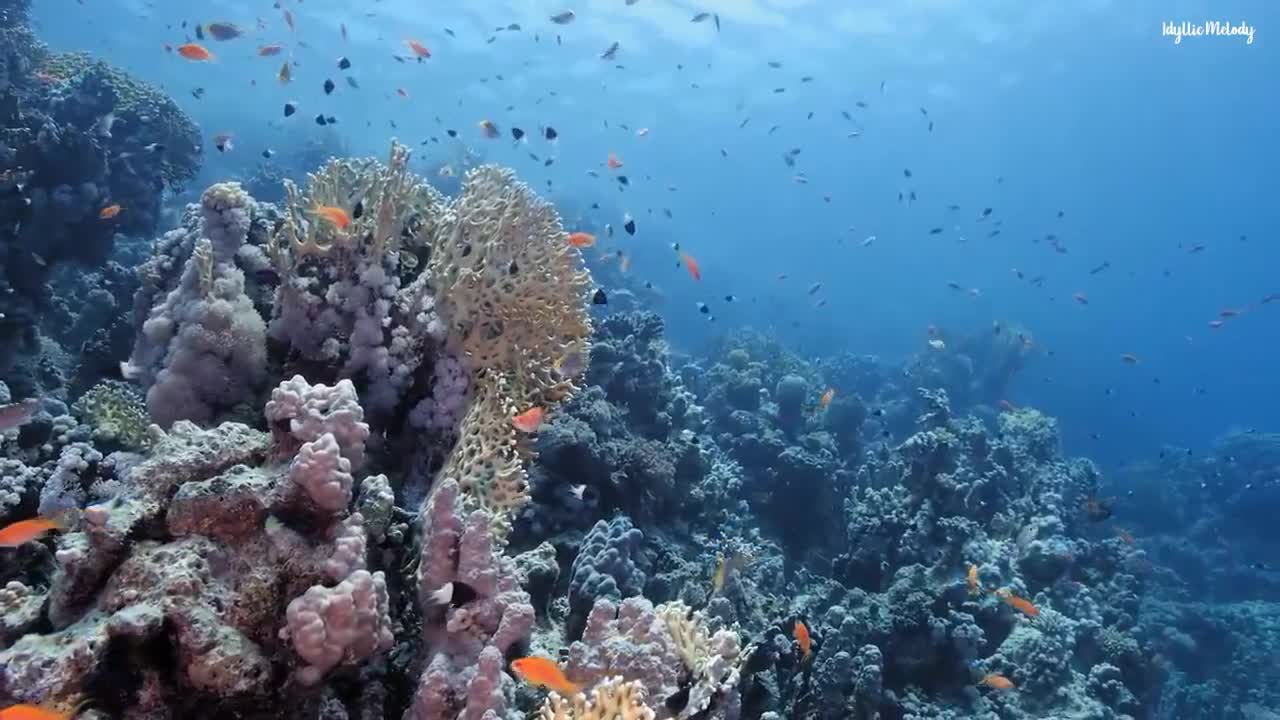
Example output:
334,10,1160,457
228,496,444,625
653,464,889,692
819,388,835,408
607,153,624,170
567,232,595,248
0,516,65,548
405,39,432,58
980,673,1015,690
681,253,701,281
314,205,351,229
257,43,284,56
793,620,812,662
512,407,545,433
510,657,579,695
966,564,980,596
176,43,213,61
995,589,1040,617
98,204,122,219
0,701,88,720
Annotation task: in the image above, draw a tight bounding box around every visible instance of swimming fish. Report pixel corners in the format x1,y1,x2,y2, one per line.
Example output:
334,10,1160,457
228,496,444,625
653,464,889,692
1120,353,1139,365
425,581,478,608
479,120,500,138
549,10,576,24
1072,292,1089,305
278,61,291,84
980,674,1015,690
711,551,750,594
0,515,66,548
592,288,608,305
819,388,834,408
405,39,431,58
98,204,122,219
0,700,89,720
257,43,283,56
567,232,595,248
314,205,351,229
966,564,980,596
212,134,234,152
338,56,351,70
323,78,335,94
0,398,39,431
793,620,812,662
512,407,545,433
510,657,580,695
691,12,712,23
681,253,701,281
994,589,1039,617
283,102,297,117
176,43,213,61
600,41,619,60
205,22,243,41
607,153,623,170
569,484,587,500
623,213,636,236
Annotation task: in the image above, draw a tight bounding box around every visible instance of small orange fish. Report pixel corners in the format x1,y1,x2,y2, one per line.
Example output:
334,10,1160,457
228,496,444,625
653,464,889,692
1120,353,1139,365
478,119,500,139
0,516,65,548
567,232,595,248
995,589,1040,617
681,253,701,281
510,657,579,695
512,407,545,433
819,388,834,408
607,153,624,170
314,205,351,229
966,564,980,596
396,88,409,98
0,701,87,720
278,61,291,84
257,43,283,56
406,39,432,58
176,43,213,61
793,620,812,662
98,204,122,220
980,673,1015,690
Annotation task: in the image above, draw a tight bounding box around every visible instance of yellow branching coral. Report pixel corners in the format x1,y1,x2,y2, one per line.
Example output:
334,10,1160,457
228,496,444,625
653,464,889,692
656,602,743,719
271,140,446,273
540,678,657,720
424,165,594,523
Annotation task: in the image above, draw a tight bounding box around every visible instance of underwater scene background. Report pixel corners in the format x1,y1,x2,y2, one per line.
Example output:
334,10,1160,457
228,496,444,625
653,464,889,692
0,0,1276,717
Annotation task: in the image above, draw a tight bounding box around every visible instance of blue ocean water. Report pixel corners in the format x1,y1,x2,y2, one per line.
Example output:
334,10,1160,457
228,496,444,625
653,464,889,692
35,0,1274,465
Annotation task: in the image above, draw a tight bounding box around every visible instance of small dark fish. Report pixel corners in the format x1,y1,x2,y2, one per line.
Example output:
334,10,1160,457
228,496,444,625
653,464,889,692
783,154,795,168
544,158,554,167
261,148,274,159
206,22,243,41
662,208,672,219
323,78,335,94
511,127,525,141
346,76,360,89
855,101,868,109
617,175,629,186
1089,262,1111,275
929,227,943,235
807,282,822,295
327,115,337,124
195,23,204,40
800,75,813,82
920,107,928,116
928,121,934,132
880,80,885,94
773,87,786,94
592,288,608,305
724,295,735,302
841,110,852,121
807,111,813,120
352,200,364,220
691,12,711,22
623,214,636,235
509,260,519,275
697,302,709,314
315,114,328,126
903,168,912,178
600,41,619,60
444,28,456,37
665,681,693,714
1057,210,1065,218
720,149,728,157
507,23,522,31
338,56,351,70
550,10,575,24
714,13,720,31
544,126,558,141
981,207,993,217
768,125,780,135
284,102,297,117
767,60,782,68
191,87,205,100
425,581,479,608
738,117,750,129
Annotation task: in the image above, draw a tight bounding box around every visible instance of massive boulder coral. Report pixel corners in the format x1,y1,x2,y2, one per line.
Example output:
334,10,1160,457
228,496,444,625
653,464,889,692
0,377,389,715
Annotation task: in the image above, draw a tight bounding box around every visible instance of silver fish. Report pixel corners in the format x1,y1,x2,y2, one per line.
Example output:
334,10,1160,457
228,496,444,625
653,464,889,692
600,41,619,60
550,10,575,24
691,12,711,22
